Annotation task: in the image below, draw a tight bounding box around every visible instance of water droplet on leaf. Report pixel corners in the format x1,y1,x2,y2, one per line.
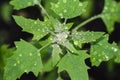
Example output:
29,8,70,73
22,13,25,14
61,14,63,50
63,0,67,3
19,54,22,57
13,63,17,66
74,41,78,45
17,61,20,64
98,59,102,62
38,53,40,56
29,53,32,56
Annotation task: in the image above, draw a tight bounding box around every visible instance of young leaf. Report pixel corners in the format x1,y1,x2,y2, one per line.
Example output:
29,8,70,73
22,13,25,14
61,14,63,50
49,16,72,31
52,44,62,66
4,40,43,80
13,16,53,40
62,41,78,54
101,0,120,33
49,16,64,32
72,31,104,46
57,51,89,80
10,0,41,10
90,35,119,66
65,23,73,30
51,0,87,19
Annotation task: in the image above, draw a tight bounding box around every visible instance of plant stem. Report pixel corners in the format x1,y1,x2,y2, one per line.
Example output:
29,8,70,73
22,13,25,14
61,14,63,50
38,3,50,18
63,18,67,25
38,42,52,52
72,14,101,32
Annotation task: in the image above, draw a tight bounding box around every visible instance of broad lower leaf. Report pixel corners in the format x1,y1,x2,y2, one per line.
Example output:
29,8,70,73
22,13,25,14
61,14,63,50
57,51,89,80
101,0,120,33
72,31,104,46
90,35,119,66
51,0,87,19
13,16,53,40
4,40,43,80
10,0,41,10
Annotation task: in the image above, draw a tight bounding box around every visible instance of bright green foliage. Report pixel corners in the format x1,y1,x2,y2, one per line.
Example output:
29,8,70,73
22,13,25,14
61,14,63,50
43,58,54,72
81,0,94,18
0,45,13,70
13,16,53,40
62,41,78,54
43,0,59,18
90,35,119,66
101,0,120,33
10,0,41,10
72,31,104,47
2,0,120,80
114,50,120,63
51,0,87,19
52,44,62,66
4,40,43,80
65,23,73,30
57,51,89,80
49,16,64,32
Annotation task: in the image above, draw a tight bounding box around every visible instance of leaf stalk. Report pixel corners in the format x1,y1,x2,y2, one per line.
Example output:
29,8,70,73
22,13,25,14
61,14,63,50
72,14,101,32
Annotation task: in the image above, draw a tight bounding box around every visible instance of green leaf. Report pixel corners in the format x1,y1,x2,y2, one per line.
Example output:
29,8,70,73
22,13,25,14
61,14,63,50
101,0,120,33
52,44,62,66
49,17,64,32
39,36,53,47
114,48,120,63
4,40,43,80
72,31,104,46
57,51,89,80
90,35,119,66
43,58,54,72
62,41,78,54
65,23,73,30
42,44,62,72
10,0,41,10
81,0,94,18
43,0,59,18
51,0,87,19
49,16,73,31
13,16,53,40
